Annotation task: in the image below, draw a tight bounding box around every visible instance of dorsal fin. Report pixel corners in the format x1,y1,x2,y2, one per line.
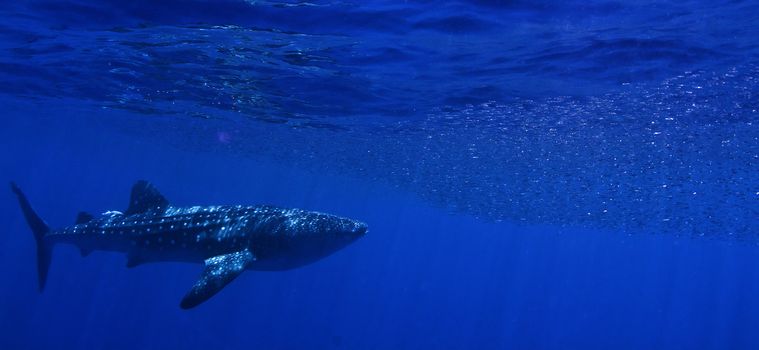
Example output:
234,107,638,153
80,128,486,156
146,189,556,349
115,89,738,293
125,180,169,215
75,211,94,224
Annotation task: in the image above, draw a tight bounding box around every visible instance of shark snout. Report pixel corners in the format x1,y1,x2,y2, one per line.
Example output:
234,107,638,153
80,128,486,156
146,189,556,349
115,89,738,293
353,221,368,236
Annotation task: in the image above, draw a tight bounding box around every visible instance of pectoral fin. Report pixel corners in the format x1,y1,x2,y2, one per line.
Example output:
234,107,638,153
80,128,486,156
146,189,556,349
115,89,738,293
125,248,145,268
180,249,255,309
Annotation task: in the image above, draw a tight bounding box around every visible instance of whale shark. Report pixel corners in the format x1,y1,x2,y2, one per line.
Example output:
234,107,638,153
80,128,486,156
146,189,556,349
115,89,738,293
11,180,368,308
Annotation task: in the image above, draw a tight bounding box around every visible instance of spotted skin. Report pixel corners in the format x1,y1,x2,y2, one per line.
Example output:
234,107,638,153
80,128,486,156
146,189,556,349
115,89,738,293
11,181,368,308
53,204,366,268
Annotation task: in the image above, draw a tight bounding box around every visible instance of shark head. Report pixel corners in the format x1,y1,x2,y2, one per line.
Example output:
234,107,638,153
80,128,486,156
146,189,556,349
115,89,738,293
303,212,368,241
276,209,367,239
335,216,369,238
312,214,367,258
244,209,368,269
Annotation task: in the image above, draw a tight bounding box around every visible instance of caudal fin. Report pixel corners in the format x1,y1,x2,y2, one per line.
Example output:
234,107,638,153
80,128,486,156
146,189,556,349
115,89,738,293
10,182,52,291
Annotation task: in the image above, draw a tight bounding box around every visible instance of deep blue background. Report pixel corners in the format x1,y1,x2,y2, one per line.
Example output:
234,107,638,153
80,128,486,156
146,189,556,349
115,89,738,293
1,1,758,349
2,96,759,350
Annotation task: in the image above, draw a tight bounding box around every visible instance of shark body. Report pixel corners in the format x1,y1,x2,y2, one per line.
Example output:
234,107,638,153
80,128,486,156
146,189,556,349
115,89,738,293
11,180,367,308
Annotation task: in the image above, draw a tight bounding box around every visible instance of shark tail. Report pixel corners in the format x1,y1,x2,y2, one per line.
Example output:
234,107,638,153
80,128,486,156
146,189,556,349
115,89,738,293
10,182,52,291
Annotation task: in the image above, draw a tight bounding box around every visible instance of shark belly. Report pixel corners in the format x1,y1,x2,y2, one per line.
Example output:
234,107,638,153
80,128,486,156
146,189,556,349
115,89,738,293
247,232,360,271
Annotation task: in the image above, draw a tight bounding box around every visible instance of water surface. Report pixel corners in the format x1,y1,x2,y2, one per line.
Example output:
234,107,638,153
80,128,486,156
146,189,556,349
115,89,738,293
0,1,758,349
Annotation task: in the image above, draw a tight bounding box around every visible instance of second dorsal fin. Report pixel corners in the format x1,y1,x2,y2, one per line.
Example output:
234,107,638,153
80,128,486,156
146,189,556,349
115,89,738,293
75,211,94,224
125,180,169,215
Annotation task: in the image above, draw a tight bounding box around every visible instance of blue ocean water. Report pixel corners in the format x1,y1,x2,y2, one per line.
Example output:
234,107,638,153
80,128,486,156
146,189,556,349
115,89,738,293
1,0,758,349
